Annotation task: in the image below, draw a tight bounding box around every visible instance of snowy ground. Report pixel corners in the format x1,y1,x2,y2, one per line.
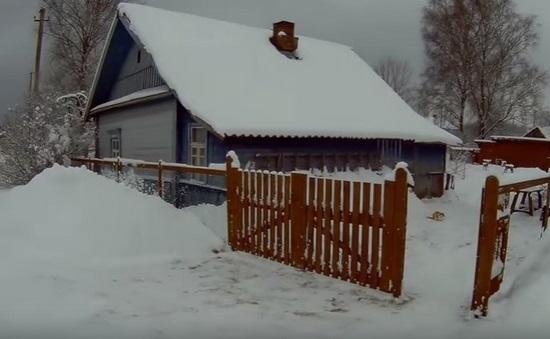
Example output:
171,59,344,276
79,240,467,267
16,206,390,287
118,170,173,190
0,165,549,338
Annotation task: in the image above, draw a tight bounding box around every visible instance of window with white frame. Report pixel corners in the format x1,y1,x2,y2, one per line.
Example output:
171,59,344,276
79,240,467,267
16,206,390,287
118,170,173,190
110,131,121,158
189,125,207,181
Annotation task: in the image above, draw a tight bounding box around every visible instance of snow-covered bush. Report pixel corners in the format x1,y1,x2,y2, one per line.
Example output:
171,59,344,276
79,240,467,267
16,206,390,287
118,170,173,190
100,166,157,196
0,90,95,185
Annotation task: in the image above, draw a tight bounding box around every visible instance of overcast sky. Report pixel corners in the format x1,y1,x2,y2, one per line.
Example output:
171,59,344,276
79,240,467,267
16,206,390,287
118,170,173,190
1,0,550,115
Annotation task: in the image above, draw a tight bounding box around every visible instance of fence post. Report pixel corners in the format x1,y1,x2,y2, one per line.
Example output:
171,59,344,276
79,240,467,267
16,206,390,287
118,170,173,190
391,168,408,298
116,157,122,182
158,160,164,198
290,172,308,269
226,156,241,250
544,180,550,231
471,175,499,316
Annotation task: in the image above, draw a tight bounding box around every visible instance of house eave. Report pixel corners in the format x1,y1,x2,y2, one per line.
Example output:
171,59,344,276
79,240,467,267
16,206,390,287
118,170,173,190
89,90,173,116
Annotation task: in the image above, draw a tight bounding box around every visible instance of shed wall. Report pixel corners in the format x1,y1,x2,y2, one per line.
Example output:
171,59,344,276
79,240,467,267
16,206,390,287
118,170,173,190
475,140,550,170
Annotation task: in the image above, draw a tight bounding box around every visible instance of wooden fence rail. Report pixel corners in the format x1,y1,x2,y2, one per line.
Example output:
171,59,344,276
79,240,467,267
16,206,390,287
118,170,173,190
71,157,227,199
227,165,409,297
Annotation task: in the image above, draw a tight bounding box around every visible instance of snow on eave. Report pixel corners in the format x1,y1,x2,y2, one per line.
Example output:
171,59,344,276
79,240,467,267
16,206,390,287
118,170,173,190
223,133,418,142
89,86,172,115
490,135,550,143
475,139,496,144
450,146,479,152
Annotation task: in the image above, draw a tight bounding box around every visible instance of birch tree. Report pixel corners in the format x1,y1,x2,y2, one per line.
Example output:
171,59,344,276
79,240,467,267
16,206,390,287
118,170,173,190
421,0,547,138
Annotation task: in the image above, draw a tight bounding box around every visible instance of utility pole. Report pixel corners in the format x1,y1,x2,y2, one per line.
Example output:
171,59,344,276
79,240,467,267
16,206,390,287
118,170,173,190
32,8,48,95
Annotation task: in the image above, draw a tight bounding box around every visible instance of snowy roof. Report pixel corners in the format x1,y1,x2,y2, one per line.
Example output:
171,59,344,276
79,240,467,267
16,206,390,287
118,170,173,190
91,86,171,114
114,3,461,145
490,135,550,143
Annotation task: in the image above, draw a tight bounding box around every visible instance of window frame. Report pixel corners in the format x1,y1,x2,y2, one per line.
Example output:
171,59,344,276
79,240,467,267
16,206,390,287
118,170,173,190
188,124,208,181
109,129,122,158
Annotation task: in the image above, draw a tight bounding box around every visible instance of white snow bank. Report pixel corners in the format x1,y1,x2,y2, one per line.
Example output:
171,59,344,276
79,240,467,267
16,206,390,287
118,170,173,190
0,165,222,263
116,3,461,145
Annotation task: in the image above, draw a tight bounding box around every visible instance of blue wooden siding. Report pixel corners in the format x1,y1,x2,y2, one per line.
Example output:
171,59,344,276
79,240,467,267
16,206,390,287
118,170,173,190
90,20,134,109
91,20,165,108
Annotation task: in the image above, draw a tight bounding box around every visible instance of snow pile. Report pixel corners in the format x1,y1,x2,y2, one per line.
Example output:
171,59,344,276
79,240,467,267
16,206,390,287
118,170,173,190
0,164,549,338
0,165,222,263
115,3,461,145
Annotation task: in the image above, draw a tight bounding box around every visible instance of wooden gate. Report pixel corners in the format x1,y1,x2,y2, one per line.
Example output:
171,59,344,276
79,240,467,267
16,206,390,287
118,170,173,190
226,159,409,297
471,174,550,316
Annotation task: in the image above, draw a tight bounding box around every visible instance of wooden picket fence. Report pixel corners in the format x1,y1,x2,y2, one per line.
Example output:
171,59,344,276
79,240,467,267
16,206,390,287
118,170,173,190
471,174,550,316
226,160,409,297
73,156,409,297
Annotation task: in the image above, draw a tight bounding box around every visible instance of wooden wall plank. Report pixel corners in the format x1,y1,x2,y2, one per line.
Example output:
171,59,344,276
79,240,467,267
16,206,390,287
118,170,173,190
262,172,269,258
255,172,263,256
351,182,361,283
315,178,325,273
359,182,371,285
332,180,342,278
290,172,308,268
283,175,291,264
243,171,250,252
370,184,382,289
342,181,351,281
307,177,316,269
324,179,333,276
381,181,395,292
276,173,283,261
269,173,276,258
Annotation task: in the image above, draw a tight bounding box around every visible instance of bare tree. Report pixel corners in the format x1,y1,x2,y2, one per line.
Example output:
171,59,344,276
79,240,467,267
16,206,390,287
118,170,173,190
375,57,415,106
43,0,120,91
421,0,547,139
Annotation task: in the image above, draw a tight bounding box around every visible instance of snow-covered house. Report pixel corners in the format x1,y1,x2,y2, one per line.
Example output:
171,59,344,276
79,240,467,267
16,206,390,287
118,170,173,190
85,3,461,203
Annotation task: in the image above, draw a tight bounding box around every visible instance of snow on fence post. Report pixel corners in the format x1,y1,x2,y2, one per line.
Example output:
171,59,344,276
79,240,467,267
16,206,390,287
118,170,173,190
391,167,408,298
226,155,241,250
158,160,163,198
471,175,500,317
290,171,307,269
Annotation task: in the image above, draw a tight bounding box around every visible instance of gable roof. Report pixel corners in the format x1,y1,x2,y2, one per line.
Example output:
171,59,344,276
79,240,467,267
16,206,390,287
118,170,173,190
89,3,461,145
524,126,550,139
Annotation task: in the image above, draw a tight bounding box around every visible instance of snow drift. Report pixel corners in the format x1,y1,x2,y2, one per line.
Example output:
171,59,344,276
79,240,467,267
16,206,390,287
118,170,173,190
0,164,549,338
0,165,222,263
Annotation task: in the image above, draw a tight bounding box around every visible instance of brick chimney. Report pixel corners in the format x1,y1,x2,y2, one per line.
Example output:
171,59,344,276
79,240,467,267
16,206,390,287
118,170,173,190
270,21,299,53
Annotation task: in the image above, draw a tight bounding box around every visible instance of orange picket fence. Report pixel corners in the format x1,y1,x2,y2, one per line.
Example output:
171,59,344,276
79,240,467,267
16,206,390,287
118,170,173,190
227,162,409,297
